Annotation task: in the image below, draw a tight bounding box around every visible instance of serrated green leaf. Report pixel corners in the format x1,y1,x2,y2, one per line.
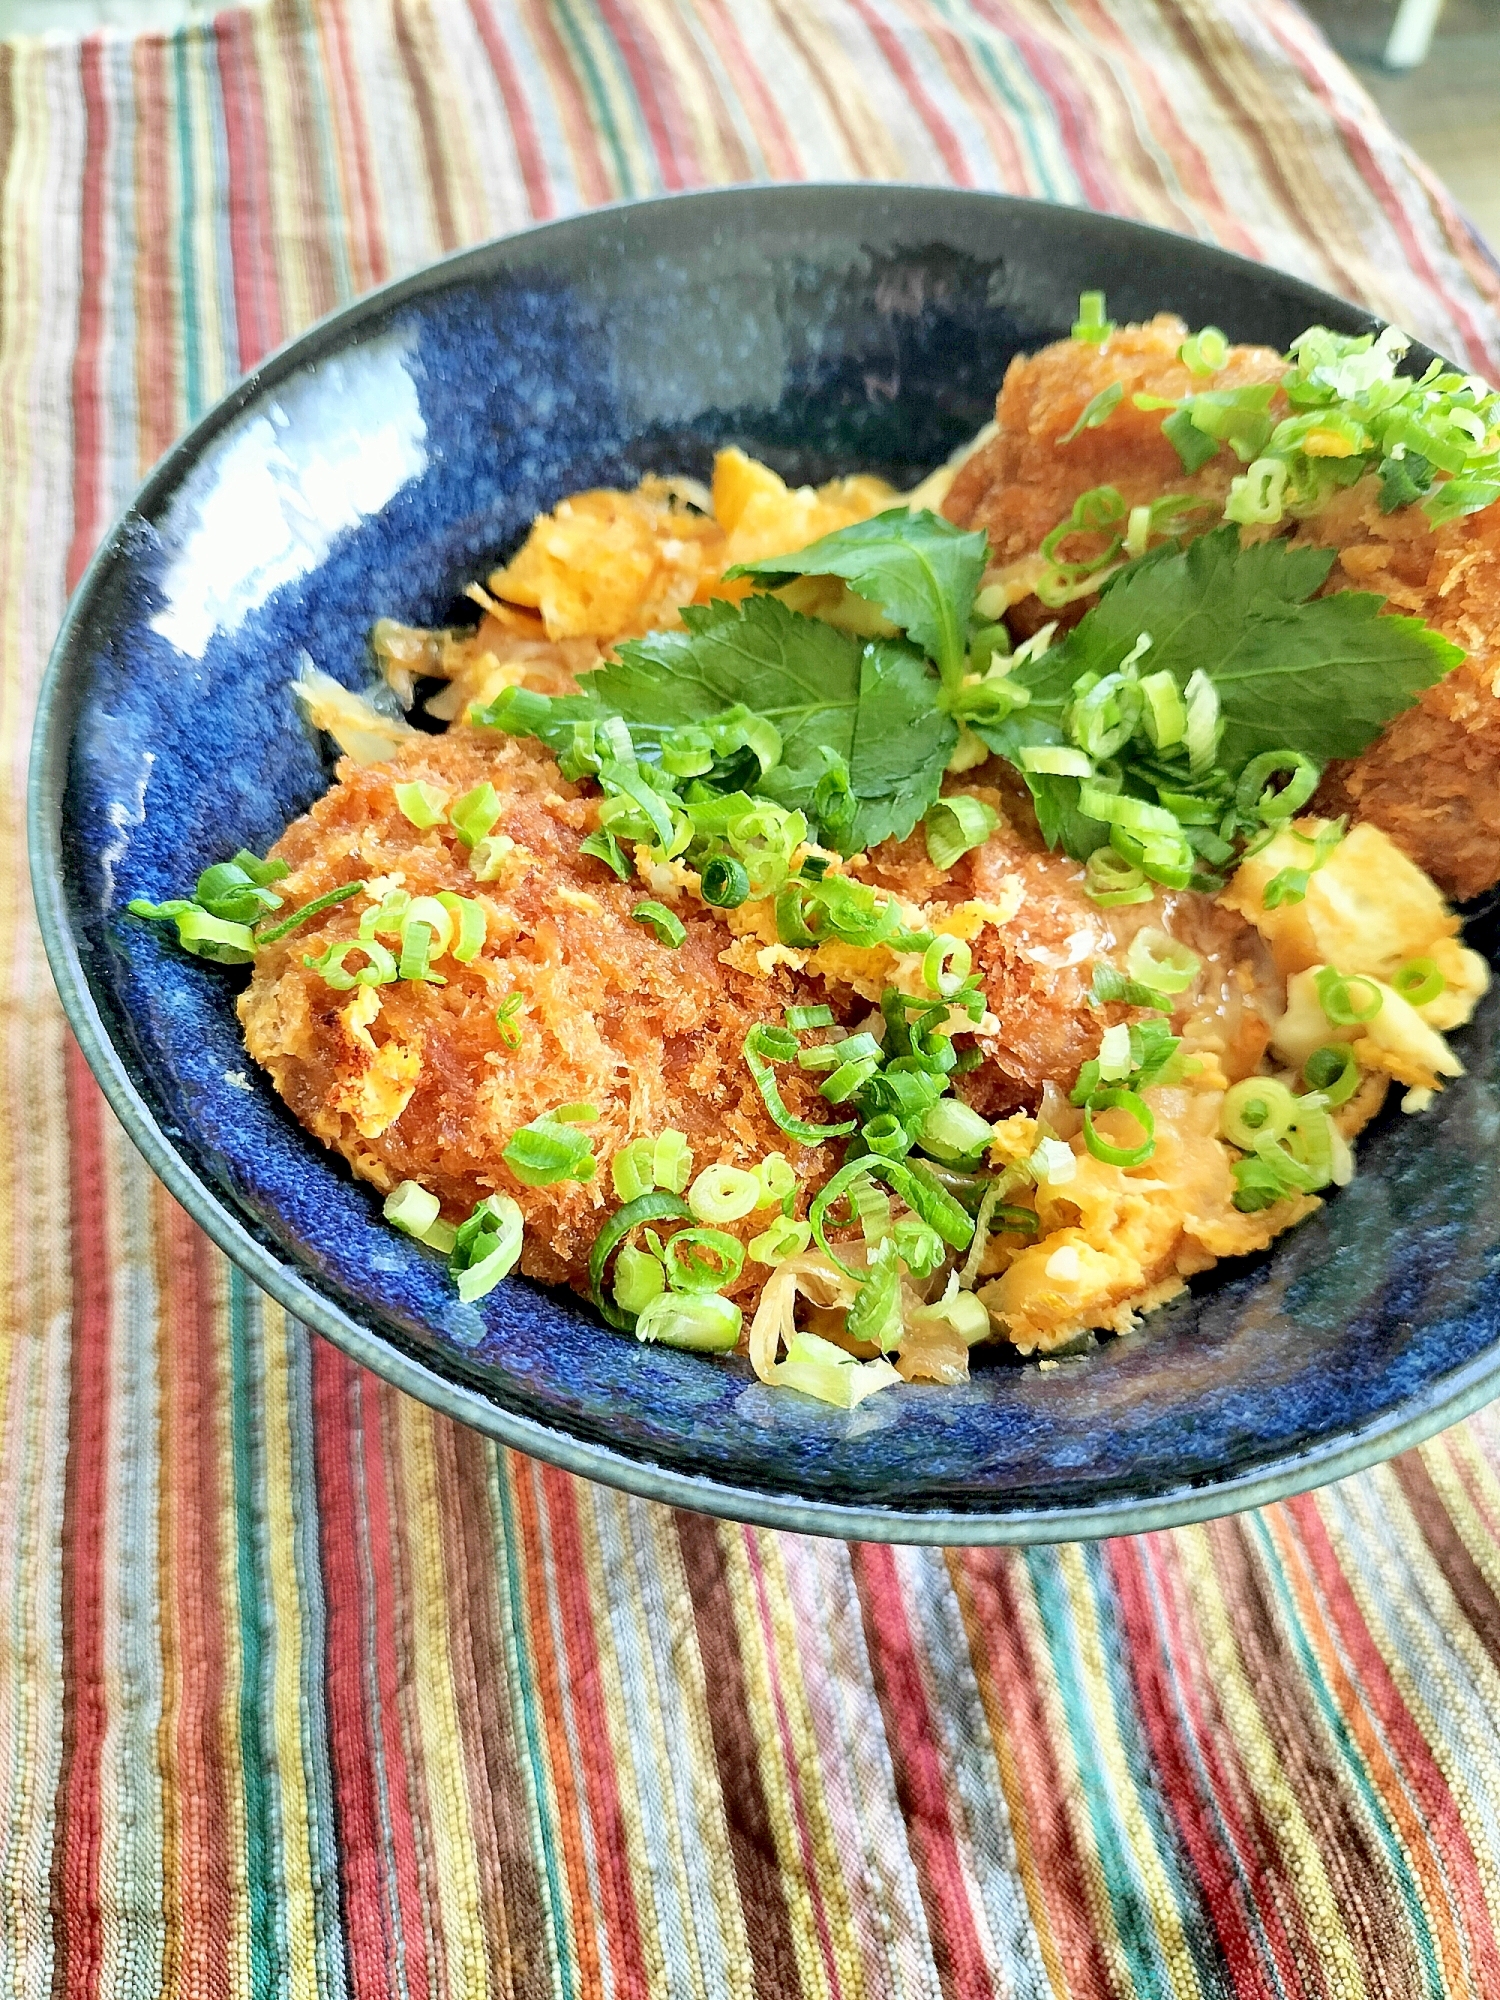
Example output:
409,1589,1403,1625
726,507,988,686
1009,526,1461,767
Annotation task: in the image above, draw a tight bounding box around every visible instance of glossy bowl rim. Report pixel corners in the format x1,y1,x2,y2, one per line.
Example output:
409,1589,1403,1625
28,180,1500,1544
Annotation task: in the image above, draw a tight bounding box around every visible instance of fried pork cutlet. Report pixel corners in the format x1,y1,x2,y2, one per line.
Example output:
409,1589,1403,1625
239,730,1272,1320
942,314,1500,901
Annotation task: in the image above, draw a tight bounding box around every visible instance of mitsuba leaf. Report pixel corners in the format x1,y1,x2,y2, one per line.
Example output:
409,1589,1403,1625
1009,526,1462,768
725,508,989,687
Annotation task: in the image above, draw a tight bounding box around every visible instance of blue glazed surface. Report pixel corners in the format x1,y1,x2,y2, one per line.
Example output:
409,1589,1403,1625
33,186,1500,1538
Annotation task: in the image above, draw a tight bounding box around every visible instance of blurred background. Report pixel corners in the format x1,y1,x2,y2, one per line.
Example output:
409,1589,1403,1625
1,0,1497,253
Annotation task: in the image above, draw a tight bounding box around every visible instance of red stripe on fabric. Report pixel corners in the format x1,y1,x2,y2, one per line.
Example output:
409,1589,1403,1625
844,0,972,186
537,1469,650,2000
889,0,1029,192
850,1544,993,2000
317,0,388,289
311,1345,405,2000
1263,10,1498,376
1063,0,1259,256
952,1551,1119,1998
1281,1492,1500,1995
157,1204,235,2000
1107,1539,1282,2000
51,1045,114,2000
358,1380,434,2000
133,35,179,464
1135,1536,1323,1998
970,0,1118,211
66,37,108,595
686,0,802,180
391,0,461,253
516,0,613,205
214,8,282,368
591,0,695,190
742,1534,847,2000
465,0,555,218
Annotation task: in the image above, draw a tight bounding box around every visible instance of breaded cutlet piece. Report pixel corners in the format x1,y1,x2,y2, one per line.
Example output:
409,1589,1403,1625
240,731,1270,1311
942,313,1286,618
944,316,1500,901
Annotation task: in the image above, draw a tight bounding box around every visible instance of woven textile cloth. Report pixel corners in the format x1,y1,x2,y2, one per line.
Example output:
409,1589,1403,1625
7,2,1500,1995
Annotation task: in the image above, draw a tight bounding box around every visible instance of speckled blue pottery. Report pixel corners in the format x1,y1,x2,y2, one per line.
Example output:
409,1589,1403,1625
30,184,1500,1543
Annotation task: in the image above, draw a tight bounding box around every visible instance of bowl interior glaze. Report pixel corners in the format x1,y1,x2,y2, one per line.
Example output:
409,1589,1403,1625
31,184,1500,1542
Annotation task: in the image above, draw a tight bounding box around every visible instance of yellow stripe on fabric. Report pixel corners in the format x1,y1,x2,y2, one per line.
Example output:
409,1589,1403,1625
765,0,910,179
0,35,83,1999
550,0,663,196
396,0,526,239
258,1301,323,2000
390,0,492,246
1006,1549,1139,1994
1054,1544,1205,2000
393,1396,492,2000
625,0,754,184
944,1553,1069,1999
577,1482,752,2000
740,1531,875,2000
249,0,326,333
176,22,230,412
1424,1426,1500,1611
710,1523,848,2000
1175,1522,1369,1998
1317,1469,1500,1918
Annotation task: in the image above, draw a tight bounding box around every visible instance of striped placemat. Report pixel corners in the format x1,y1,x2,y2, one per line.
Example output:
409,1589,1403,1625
6,2,1500,1994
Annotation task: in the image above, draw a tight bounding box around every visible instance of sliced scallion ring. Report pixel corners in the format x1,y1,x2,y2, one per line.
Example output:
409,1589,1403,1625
660,1227,745,1295
1220,1077,1298,1150
1081,1088,1155,1168
588,1190,694,1330
633,1291,742,1352
1125,929,1199,995
1303,1044,1360,1106
687,1164,762,1224
1315,967,1383,1027
699,855,750,908
303,938,398,989
1391,957,1444,1007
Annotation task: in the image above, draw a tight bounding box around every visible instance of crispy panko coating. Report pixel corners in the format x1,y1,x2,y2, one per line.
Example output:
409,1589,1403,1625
1296,485,1500,899
943,316,1500,899
240,729,1274,1325
239,731,842,1297
943,314,1286,615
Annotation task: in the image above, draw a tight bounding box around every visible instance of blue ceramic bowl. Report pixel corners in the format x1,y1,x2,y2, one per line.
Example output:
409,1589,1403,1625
30,184,1500,1542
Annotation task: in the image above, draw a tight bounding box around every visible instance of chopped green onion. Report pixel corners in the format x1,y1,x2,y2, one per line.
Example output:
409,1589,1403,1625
382,1181,457,1252
1028,1137,1077,1185
1072,290,1114,343
1125,929,1199,995
1220,1076,1298,1150
553,1102,598,1124
360,887,411,939
687,1163,762,1224
660,725,715,780
613,1244,666,1317
1085,847,1153,908
923,935,973,1000
303,938,398,989
397,920,441,984
924,795,1000,871
1225,456,1290,526
435,891,486,963
495,991,524,1049
1163,406,1220,473
1058,380,1124,443
611,1138,656,1203
633,1291,742,1352
588,1190,693,1330
785,1004,835,1031
1179,326,1228,375
1304,1044,1360,1105
448,1194,523,1303
1096,1022,1133,1080
1315,967,1383,1028
631,899,686,948
1262,817,1345,908
579,829,631,881
193,860,285,923
820,1055,881,1103
911,1289,991,1347
394,780,449,829
700,855,750,908
913,1098,994,1167
172,909,259,964
799,1032,883,1073
661,1227,745,1294
1081,1087,1155,1168
862,1113,912,1159
748,1216,813,1264
1089,964,1170,1012
1183,670,1221,776
1235,751,1320,822
1391,957,1444,1007
404,895,455,957
893,1217,946,1277
755,1152,797,1210
1020,744,1093,777
229,849,290,888
744,1026,856,1145
1138,670,1187,749
652,1129,693,1194
255,879,366,946
503,1115,596,1186
449,782,502,848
